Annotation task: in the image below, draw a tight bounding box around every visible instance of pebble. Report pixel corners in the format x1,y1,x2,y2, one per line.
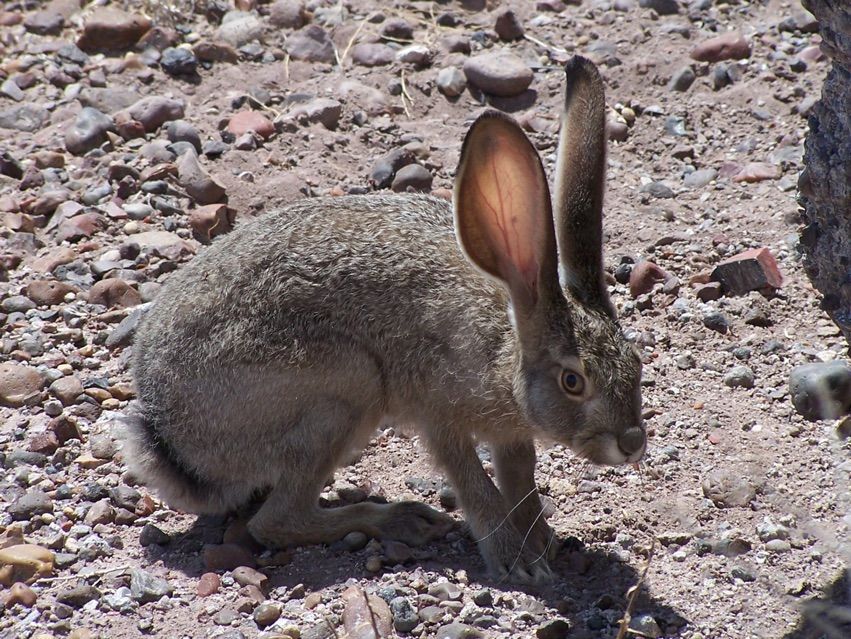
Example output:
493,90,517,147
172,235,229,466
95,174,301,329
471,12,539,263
434,622,482,639
233,565,268,591
1,79,24,101
789,361,851,421
0,104,49,132
194,40,240,64
203,544,256,571
253,601,282,627
24,9,65,35
342,585,393,638
702,469,757,507
371,148,416,189
463,52,534,97
197,572,221,597
629,614,662,638
391,596,418,632
766,539,792,552
84,500,116,526
50,375,84,405
711,248,783,295
190,204,235,244
293,98,342,129
228,110,276,139
178,151,227,205
56,584,101,608
0,362,44,408
87,278,142,309
77,8,152,52
352,43,396,67
437,67,467,97
342,531,368,551
216,13,264,48
724,365,755,389
702,311,729,334
285,25,336,63
640,181,675,199
629,260,670,297
65,107,114,156
684,168,717,188
6,582,38,607
122,96,185,133
130,567,173,603
269,0,307,29
536,619,571,639
639,0,678,14
495,9,524,41
396,44,431,67
161,47,198,76
691,32,751,62
732,162,780,183
668,66,695,92
392,164,433,193
166,120,202,154
381,17,414,41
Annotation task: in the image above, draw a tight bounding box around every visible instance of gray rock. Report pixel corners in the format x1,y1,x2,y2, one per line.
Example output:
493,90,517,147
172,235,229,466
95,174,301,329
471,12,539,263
0,362,45,408
684,168,717,188
396,44,431,67
161,47,198,76
50,375,84,405
177,151,226,204
253,602,282,627
629,614,662,638
757,518,791,542
668,65,696,92
216,13,264,48
724,365,755,389
130,568,173,603
392,164,433,193
167,120,202,153
80,88,141,114
286,25,335,63
24,9,65,35
2,295,36,313
342,531,368,551
294,98,342,129
0,104,49,132
789,361,851,420
106,306,147,348
536,619,571,639
391,597,418,632
371,148,416,189
435,622,482,639
494,9,524,41
702,311,729,333
381,18,414,41
123,96,186,133
702,469,757,507
463,52,534,97
437,67,467,97
1,79,24,101
8,490,54,520
56,584,101,608
640,182,675,199
269,0,306,29
352,43,395,67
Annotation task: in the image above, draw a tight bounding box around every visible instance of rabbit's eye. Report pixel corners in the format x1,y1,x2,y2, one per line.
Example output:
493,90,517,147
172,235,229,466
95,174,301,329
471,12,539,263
560,370,585,396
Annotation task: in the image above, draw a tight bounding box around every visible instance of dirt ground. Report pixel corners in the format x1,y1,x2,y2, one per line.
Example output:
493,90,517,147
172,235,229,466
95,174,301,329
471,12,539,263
1,0,850,638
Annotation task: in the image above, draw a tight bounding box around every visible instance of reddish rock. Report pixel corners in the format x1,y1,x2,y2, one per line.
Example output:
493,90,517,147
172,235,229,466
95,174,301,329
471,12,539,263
227,111,275,140
49,375,84,406
56,212,104,243
690,31,751,62
77,8,152,52
694,282,723,302
26,280,77,306
710,248,783,295
87,278,142,309
48,415,82,444
193,41,239,64
232,566,268,591
189,204,235,244
197,572,221,597
629,260,671,298
28,431,59,455
0,362,44,408
732,162,781,183
202,544,256,571
5,582,37,607
342,585,393,639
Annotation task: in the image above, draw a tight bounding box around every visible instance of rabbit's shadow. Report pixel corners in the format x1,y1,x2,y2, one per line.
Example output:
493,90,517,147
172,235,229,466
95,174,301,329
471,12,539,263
146,515,690,637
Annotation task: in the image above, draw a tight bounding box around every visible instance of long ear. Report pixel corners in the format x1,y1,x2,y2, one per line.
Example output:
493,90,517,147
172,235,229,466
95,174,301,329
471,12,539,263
554,56,613,316
454,111,559,315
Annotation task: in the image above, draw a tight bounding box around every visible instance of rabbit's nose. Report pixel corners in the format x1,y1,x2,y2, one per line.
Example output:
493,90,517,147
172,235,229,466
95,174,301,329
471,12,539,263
617,426,645,457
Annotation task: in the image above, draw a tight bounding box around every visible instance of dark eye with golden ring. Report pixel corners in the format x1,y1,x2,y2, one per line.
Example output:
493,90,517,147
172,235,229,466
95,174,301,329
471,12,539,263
560,369,585,396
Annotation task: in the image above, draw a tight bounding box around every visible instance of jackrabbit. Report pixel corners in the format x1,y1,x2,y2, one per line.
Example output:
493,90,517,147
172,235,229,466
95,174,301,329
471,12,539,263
125,55,645,583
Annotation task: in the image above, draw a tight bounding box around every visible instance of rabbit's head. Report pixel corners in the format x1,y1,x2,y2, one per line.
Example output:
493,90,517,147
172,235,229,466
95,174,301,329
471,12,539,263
454,56,645,465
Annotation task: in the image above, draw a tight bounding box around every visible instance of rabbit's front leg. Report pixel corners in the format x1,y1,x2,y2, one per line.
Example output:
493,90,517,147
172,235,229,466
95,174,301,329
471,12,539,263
425,428,553,584
492,439,559,563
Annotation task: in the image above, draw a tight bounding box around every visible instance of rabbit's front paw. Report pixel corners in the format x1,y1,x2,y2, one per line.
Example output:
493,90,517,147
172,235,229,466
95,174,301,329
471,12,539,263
479,526,554,585
378,501,455,546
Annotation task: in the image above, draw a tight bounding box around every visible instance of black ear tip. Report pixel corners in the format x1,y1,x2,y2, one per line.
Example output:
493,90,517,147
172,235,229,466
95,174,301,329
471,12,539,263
564,55,601,82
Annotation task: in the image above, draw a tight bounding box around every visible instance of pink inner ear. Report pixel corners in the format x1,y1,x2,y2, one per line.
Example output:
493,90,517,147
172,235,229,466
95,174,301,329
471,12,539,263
471,131,545,295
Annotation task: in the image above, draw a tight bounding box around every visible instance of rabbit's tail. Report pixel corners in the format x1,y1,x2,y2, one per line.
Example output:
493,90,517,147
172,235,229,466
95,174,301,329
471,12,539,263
119,407,230,514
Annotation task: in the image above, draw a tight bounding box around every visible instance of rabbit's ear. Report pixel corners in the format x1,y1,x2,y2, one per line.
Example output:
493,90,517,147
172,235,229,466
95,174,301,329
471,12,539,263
454,111,559,314
554,56,614,317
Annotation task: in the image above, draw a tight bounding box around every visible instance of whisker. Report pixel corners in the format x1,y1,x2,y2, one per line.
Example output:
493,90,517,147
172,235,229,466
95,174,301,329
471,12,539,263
475,485,539,544
506,502,548,577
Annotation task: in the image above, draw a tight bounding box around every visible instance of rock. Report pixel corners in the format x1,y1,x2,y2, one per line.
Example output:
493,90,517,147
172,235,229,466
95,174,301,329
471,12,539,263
0,104,49,132
203,544,256,571
228,111,276,139
342,585,393,639
630,614,662,638
197,572,221,597
710,248,783,295
799,0,851,343
494,9,524,41
1,79,24,101
640,181,675,199
106,307,146,348
684,168,717,188
695,281,722,301
286,25,336,63
668,66,696,92
778,10,819,33
381,18,414,41
536,619,571,639
733,162,781,183
193,40,239,64
167,120,202,154
56,212,104,243
122,97,185,133
391,597,418,632
342,531,368,551
87,278,142,309
130,568,173,603
24,9,65,35
269,0,306,29
352,43,396,67
789,361,851,421
0,362,44,407
232,566,268,590
396,44,431,67
189,204,235,244
50,375,84,405
629,260,671,297
370,148,416,189
639,0,679,15
216,13,264,48
703,469,756,507
608,120,629,142
757,518,791,542
77,8,152,52
293,98,342,129
435,622,483,639
161,47,198,76
691,32,751,62
392,164,433,193
463,52,534,97
177,152,227,205
56,584,101,608
724,365,755,389
8,491,53,521
0,545,54,586
702,312,729,334
437,67,467,97
84,500,115,526
253,602,282,627
6,582,37,607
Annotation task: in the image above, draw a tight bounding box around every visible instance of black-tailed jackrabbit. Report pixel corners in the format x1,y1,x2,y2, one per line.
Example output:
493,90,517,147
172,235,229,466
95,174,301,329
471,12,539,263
126,56,645,583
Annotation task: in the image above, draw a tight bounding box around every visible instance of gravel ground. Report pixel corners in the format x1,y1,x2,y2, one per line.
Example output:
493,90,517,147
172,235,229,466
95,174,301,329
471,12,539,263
1,1,849,638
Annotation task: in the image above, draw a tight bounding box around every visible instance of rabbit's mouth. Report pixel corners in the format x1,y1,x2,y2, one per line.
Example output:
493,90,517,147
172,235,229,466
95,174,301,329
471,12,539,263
571,428,646,466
